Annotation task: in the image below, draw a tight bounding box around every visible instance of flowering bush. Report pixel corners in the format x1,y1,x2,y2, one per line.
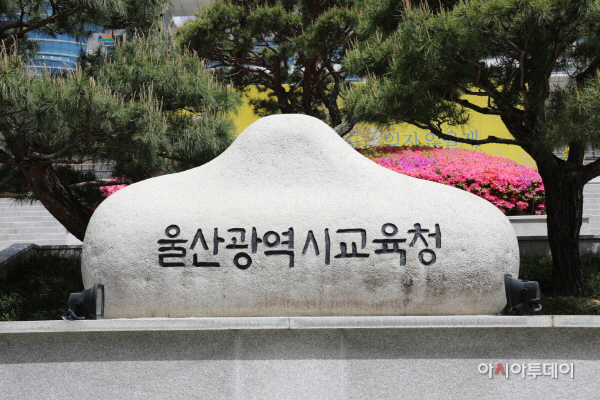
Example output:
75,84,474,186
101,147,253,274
99,177,129,198
359,145,546,216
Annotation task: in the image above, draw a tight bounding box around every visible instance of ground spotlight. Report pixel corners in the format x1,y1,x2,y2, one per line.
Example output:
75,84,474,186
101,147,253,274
62,283,104,320
504,274,542,315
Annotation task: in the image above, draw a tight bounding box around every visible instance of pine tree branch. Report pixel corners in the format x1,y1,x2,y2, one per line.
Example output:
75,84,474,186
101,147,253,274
531,28,564,113
0,21,28,33
28,140,82,161
0,149,17,166
408,120,522,146
333,118,356,138
0,169,21,191
69,179,132,189
461,90,488,96
518,27,536,114
454,52,522,117
3,11,64,48
216,52,277,86
450,96,501,115
51,155,86,165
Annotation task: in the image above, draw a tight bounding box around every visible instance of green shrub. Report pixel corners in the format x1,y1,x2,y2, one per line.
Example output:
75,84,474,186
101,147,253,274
0,253,82,321
506,253,600,315
2,252,600,320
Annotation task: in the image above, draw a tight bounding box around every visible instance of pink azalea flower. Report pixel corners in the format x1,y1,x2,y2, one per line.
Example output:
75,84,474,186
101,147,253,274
361,145,546,215
100,177,129,198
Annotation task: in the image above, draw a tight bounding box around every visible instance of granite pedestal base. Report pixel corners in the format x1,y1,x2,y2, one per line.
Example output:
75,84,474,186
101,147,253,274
1,316,598,399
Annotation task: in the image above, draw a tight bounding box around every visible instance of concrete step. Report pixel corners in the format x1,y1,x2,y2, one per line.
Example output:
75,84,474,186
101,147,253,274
0,218,56,226
6,238,68,246
0,208,49,214
0,199,73,248
0,213,56,219
0,233,67,241
0,223,60,230
0,202,47,210
0,227,66,235
0,210,54,217
0,221,63,228
0,201,46,207
2,201,95,252
0,220,59,228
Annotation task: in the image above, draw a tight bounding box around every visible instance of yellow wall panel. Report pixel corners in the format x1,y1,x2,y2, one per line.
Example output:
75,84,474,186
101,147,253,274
234,87,537,169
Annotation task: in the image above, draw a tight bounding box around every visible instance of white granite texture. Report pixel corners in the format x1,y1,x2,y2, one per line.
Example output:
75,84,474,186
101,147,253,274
82,114,519,318
1,316,599,400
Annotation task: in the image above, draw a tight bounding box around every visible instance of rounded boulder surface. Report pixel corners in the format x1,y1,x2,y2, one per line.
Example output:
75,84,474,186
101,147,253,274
82,114,519,318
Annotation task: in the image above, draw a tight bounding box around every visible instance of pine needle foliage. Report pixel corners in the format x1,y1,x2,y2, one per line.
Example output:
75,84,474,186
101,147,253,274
177,0,360,136
0,31,241,240
0,0,169,49
343,0,600,296
83,31,242,176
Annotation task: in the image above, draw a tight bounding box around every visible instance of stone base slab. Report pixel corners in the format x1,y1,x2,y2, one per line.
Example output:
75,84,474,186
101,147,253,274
517,235,600,257
1,316,598,399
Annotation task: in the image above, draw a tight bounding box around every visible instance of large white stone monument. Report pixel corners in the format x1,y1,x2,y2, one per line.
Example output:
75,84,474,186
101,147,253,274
82,114,519,318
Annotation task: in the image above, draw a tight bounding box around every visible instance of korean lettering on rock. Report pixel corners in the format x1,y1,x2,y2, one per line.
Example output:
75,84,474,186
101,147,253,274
157,223,441,269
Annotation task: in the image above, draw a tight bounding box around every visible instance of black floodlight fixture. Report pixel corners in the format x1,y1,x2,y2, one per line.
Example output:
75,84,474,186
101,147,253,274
62,284,104,320
504,274,542,315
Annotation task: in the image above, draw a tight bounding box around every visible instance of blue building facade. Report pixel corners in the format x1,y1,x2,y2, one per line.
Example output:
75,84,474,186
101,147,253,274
28,31,87,73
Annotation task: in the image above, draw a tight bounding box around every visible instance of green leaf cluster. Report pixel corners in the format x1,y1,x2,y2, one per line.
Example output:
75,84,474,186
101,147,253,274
543,73,600,151
0,0,169,48
344,0,600,149
177,0,359,130
0,31,241,197
0,253,82,321
505,253,600,315
358,0,460,38
83,32,242,177
344,0,600,296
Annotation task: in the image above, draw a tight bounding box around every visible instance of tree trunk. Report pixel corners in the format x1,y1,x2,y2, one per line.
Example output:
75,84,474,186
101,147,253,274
18,162,93,241
334,118,356,138
537,161,586,296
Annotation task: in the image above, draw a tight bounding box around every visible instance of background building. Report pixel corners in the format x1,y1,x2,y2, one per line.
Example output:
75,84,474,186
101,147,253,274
28,31,87,74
